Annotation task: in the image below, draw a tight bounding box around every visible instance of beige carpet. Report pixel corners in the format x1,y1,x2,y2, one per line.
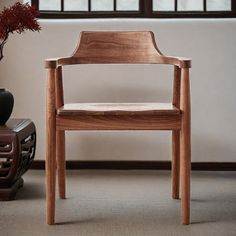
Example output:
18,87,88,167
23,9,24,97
0,170,236,236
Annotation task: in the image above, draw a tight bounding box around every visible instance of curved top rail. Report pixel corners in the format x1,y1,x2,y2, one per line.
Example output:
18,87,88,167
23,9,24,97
45,31,191,68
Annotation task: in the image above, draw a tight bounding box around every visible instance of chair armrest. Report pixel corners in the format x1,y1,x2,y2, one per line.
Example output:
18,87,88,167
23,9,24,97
159,56,191,68
45,58,58,69
45,56,191,68
45,57,73,68
45,57,83,68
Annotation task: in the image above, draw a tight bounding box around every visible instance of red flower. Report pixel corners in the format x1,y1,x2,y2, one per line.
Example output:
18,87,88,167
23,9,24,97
0,2,41,41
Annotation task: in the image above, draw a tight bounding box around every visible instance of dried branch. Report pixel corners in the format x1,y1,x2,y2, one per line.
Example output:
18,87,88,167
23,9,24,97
0,2,41,61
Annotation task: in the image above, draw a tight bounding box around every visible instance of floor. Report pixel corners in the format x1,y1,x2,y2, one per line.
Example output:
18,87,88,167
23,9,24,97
0,170,236,236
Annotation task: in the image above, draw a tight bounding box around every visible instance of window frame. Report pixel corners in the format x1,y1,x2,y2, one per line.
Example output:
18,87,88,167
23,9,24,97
31,0,236,19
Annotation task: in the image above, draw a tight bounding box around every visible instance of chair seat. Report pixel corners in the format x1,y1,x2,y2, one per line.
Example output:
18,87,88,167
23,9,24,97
57,103,180,116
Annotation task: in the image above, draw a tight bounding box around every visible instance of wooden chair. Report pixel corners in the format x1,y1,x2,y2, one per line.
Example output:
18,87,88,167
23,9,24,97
45,31,191,225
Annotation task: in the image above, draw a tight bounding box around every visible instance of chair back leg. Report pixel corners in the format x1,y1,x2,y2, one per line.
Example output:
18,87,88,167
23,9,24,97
56,130,66,199
172,130,180,199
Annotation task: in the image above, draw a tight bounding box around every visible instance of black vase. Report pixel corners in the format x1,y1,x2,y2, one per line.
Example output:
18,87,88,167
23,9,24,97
0,88,14,125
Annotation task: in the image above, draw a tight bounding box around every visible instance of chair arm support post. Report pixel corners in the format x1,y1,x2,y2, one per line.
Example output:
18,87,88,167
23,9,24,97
171,65,181,199
173,66,181,108
55,66,64,109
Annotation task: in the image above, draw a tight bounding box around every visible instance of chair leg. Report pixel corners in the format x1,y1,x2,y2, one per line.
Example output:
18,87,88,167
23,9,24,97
172,130,180,199
46,130,56,225
180,127,191,225
46,68,56,225
180,68,191,225
56,130,66,199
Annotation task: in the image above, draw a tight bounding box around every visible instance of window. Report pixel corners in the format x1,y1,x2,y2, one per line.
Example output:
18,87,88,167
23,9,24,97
31,0,236,18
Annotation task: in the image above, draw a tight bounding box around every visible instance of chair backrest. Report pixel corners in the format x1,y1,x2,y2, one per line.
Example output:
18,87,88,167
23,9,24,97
46,31,191,68
72,31,163,64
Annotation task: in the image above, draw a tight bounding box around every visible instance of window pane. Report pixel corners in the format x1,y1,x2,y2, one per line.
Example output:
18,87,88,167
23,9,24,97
178,0,203,11
153,0,175,11
91,0,114,11
39,0,61,11
64,0,88,11
117,0,139,11
23,1,31,5
207,0,231,11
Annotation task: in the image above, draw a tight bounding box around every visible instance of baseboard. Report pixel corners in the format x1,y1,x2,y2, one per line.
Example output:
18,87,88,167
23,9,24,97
30,160,236,171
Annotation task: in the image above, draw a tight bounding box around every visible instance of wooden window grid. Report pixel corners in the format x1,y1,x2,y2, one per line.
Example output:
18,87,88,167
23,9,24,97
31,0,236,18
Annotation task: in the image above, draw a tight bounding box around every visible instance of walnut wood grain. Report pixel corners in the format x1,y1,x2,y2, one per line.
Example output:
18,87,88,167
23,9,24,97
56,114,181,131
172,66,181,199
46,68,56,225
57,103,180,116
55,66,64,109
172,130,180,199
56,130,66,199
173,66,181,109
45,31,191,69
55,66,66,199
180,68,191,225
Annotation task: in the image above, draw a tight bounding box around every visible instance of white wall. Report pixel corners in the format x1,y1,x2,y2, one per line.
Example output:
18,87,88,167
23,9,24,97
1,2,236,162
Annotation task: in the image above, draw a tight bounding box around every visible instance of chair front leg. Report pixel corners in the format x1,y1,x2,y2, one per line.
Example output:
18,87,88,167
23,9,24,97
180,68,191,225
46,68,56,225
